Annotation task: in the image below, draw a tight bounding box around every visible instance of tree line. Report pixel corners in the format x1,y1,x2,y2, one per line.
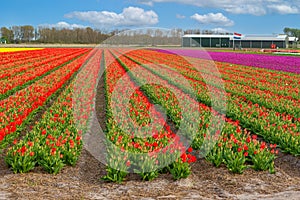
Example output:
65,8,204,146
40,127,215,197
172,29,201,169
0,25,235,45
0,25,186,45
0,25,188,45
0,25,110,44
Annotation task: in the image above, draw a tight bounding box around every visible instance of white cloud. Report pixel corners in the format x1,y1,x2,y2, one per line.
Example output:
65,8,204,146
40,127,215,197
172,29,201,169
136,0,300,15
191,13,234,26
176,14,186,19
137,0,154,6
224,4,267,16
65,7,159,28
39,21,87,29
268,4,299,14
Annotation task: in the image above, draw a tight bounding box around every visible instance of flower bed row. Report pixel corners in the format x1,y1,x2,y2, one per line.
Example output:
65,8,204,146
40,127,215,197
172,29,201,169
5,82,82,174
0,49,91,149
4,49,103,174
0,48,90,100
0,48,78,73
72,49,103,133
133,50,300,115
111,49,277,174
0,48,46,68
123,50,300,156
0,48,87,78
102,50,196,182
150,50,300,101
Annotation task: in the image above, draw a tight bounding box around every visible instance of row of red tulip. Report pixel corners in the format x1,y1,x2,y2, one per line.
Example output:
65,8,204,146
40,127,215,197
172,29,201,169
0,48,86,77
111,49,276,174
0,49,91,149
0,49,90,99
0,49,46,67
102,50,196,181
123,50,299,156
0,48,78,72
5,81,82,174
141,50,300,101
129,50,299,116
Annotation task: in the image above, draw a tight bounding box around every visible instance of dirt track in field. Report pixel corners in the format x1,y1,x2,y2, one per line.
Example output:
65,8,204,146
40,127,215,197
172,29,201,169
0,148,300,200
0,61,300,200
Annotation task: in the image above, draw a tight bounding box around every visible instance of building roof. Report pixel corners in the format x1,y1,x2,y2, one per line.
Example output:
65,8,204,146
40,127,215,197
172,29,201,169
182,34,298,42
239,36,285,41
182,34,232,38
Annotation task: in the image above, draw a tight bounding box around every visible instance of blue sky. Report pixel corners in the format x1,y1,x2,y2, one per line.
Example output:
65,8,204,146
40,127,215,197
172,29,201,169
1,0,300,34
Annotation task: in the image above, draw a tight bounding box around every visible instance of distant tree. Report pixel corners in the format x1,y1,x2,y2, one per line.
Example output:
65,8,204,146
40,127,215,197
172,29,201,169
86,27,96,43
11,26,22,43
20,25,34,42
284,27,300,43
0,27,14,43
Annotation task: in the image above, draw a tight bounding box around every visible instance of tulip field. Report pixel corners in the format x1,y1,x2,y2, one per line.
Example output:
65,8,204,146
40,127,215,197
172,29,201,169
0,47,299,186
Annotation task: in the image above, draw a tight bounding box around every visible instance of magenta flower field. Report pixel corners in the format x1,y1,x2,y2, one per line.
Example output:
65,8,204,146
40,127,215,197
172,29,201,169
155,49,300,74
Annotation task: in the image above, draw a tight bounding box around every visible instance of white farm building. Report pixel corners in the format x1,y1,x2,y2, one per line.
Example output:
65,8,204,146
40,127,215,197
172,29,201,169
182,34,298,49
